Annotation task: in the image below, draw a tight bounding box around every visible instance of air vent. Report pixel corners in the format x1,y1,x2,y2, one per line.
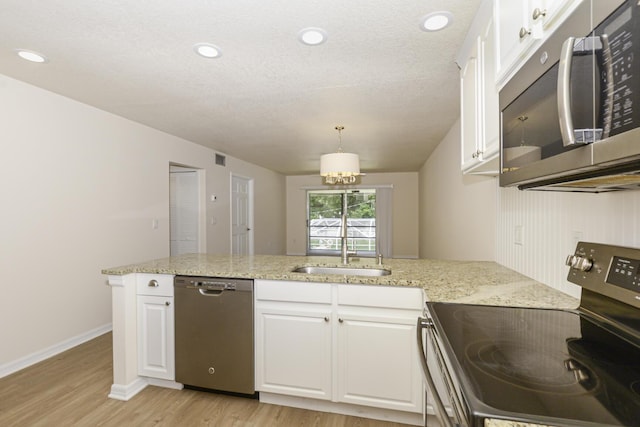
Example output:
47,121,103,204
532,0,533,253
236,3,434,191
215,153,226,167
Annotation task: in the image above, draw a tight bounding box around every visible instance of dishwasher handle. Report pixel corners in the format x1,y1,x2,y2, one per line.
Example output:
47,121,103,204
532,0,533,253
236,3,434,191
198,288,224,296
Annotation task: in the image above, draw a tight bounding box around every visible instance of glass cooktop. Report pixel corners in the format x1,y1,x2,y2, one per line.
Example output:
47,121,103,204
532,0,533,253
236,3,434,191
428,302,640,427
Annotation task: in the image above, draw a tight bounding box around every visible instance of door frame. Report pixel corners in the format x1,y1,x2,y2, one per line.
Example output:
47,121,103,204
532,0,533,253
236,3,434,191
169,163,206,254
230,173,254,255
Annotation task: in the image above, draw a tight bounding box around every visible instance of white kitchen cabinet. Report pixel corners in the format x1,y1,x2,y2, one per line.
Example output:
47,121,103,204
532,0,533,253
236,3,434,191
254,280,424,415
256,307,332,399
459,0,499,175
460,51,480,171
136,274,175,381
495,0,581,84
336,313,422,412
255,280,333,399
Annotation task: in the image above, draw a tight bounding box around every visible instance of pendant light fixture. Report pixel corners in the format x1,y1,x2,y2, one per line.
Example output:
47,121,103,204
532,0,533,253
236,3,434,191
320,126,361,185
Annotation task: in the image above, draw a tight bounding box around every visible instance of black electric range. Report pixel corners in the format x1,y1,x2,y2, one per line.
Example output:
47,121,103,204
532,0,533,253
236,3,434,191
419,242,640,427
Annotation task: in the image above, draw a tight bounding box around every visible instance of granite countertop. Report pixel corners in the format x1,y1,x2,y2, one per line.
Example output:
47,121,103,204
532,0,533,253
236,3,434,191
102,253,579,309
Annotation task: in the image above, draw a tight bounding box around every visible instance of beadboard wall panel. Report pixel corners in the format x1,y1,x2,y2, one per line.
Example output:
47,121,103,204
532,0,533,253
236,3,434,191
497,187,640,299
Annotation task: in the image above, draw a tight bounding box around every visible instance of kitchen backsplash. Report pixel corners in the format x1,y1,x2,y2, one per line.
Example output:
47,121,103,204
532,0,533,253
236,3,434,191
496,186,640,299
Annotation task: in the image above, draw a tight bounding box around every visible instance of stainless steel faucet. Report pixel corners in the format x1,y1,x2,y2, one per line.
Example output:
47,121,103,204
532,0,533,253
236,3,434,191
340,212,354,264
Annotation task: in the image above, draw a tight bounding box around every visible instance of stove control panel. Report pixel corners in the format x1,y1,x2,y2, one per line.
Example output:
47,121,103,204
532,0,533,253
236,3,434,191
607,256,640,292
567,241,640,309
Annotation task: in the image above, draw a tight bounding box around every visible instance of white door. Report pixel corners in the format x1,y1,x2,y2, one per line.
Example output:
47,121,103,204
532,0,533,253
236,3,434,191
170,166,200,256
231,175,253,255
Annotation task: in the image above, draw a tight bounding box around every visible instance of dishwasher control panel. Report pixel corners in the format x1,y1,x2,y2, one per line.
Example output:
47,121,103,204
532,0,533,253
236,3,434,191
174,276,253,292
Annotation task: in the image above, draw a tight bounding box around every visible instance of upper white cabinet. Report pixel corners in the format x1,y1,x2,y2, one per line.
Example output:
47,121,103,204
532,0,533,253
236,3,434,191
495,0,582,84
459,0,499,175
460,49,480,171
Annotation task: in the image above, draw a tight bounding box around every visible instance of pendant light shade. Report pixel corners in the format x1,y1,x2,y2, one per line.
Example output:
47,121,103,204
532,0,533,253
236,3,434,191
320,126,361,185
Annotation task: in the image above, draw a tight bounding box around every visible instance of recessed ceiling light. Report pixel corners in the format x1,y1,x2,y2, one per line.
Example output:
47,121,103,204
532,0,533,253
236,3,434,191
15,49,48,63
193,43,222,59
420,11,454,32
298,27,327,46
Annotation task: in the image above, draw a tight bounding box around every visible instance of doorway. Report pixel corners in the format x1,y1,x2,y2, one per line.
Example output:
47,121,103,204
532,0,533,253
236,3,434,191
170,165,205,256
231,174,253,255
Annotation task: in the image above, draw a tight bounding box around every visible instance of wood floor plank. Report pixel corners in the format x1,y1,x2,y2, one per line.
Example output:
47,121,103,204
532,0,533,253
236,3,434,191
0,333,414,427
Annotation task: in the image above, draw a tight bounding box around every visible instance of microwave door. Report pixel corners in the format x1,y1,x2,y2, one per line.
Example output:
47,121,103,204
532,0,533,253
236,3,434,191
557,36,605,148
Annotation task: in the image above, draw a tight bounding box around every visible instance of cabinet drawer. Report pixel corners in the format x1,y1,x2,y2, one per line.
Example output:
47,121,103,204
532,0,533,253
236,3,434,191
136,273,174,296
255,280,331,304
338,285,423,310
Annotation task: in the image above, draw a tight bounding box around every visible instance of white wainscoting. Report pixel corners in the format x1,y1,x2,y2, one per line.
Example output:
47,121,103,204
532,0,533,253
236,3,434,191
496,187,640,298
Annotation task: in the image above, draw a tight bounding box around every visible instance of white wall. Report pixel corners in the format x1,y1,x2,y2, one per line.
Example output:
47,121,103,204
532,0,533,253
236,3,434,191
0,74,285,371
418,119,497,260
286,173,419,258
497,187,640,298
419,119,640,298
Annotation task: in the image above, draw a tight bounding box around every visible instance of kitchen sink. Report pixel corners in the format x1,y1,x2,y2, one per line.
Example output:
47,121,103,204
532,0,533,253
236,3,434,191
291,266,391,277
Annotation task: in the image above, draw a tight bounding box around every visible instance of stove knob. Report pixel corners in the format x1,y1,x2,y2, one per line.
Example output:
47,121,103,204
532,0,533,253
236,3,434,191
570,256,593,272
565,255,577,267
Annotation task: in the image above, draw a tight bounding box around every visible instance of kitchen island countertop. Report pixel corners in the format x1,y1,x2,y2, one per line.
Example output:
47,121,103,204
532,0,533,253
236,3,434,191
103,254,579,309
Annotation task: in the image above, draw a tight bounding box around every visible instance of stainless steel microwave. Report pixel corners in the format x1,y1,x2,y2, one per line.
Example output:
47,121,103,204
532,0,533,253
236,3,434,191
499,0,640,192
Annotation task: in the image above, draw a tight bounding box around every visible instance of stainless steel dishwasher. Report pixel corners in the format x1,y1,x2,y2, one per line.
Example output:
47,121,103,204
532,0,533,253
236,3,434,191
174,276,255,396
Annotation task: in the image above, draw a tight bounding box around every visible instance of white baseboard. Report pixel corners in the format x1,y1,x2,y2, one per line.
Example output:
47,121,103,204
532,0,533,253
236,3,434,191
259,392,423,426
0,323,112,379
107,378,183,401
146,377,184,390
108,377,148,401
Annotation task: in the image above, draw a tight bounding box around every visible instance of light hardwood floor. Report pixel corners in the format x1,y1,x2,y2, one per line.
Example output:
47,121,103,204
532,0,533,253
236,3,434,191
0,333,413,426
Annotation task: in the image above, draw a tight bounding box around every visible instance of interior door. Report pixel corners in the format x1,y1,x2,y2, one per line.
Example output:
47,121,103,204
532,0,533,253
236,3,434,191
170,166,200,256
231,175,253,255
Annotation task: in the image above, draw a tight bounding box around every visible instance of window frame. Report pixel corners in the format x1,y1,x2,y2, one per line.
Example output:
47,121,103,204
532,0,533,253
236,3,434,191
306,189,377,257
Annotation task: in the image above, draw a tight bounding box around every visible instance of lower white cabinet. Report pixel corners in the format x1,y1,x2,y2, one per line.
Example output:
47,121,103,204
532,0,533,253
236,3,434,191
255,280,424,414
337,313,422,412
256,307,332,399
136,274,175,380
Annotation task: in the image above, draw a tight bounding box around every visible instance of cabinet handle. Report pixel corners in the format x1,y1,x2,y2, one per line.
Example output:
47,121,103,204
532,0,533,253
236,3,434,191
519,27,531,39
148,279,159,287
338,318,344,323
165,301,170,306
324,316,330,322
532,8,546,21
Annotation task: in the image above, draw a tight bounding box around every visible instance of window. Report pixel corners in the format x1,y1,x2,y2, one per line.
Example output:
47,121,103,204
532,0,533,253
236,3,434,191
307,189,376,256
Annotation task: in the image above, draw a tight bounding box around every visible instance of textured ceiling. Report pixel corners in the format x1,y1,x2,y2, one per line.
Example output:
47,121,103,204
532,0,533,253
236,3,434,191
0,0,481,175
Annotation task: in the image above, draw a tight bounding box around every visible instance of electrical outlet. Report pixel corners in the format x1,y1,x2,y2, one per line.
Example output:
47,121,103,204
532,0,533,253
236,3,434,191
515,225,523,246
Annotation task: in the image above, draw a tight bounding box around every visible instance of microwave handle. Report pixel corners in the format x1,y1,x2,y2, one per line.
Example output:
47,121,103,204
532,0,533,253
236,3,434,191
558,37,577,147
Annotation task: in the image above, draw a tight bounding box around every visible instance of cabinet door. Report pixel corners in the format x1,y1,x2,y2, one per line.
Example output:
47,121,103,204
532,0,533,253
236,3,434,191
137,295,175,380
255,307,332,399
539,0,580,31
495,0,539,79
460,50,480,171
480,18,499,161
336,313,422,413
